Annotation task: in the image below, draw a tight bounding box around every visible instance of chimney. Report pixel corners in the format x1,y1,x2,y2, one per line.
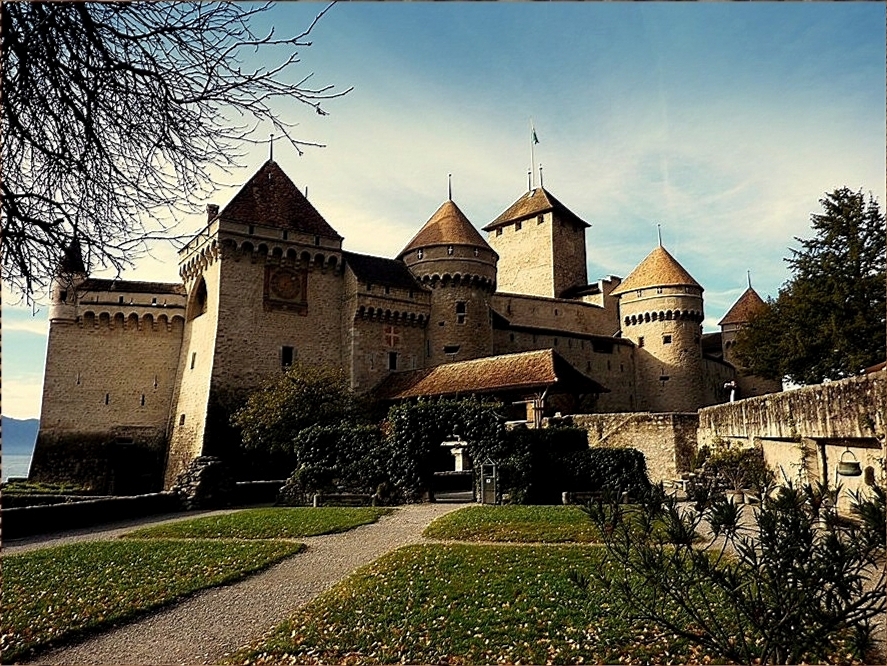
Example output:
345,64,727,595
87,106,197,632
206,203,219,222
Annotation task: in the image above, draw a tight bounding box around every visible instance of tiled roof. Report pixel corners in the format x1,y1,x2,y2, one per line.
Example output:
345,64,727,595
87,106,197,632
701,331,723,360
611,246,701,295
77,278,186,295
399,200,491,255
374,349,608,400
483,187,589,231
343,252,424,291
718,287,767,326
219,160,342,239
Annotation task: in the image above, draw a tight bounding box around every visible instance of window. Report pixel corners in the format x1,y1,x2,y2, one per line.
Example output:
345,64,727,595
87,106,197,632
367,283,373,292
509,333,515,342
140,394,146,406
496,228,503,237
537,214,544,224
515,220,522,231
636,290,643,297
190,352,196,369
409,290,414,299
638,337,645,348
76,372,81,385
118,296,124,304
105,393,110,405
384,286,390,294
447,245,454,255
282,230,289,240
443,344,460,356
663,335,672,344
248,225,255,235
281,346,295,369
387,351,398,371
60,289,67,301
417,249,424,259
456,301,466,324
657,287,663,294
179,414,186,425
314,235,320,246
151,297,157,305
660,375,670,382
553,337,559,346
473,248,479,257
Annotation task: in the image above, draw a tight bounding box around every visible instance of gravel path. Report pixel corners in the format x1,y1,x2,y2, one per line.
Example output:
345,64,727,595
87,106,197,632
15,502,469,666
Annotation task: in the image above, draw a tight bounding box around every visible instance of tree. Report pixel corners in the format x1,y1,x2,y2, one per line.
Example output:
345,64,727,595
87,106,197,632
576,484,886,664
232,363,367,455
1,2,349,299
734,188,886,385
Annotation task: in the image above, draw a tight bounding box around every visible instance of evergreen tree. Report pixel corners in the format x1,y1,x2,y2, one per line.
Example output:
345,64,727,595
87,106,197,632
735,188,885,385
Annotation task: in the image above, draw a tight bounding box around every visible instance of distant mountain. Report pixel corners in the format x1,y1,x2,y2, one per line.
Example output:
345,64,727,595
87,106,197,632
2,417,39,455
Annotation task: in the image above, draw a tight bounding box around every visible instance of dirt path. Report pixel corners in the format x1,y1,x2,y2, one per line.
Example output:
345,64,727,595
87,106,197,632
16,503,469,666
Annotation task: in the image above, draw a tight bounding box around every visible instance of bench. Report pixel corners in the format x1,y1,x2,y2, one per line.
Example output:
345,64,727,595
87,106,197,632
312,493,375,507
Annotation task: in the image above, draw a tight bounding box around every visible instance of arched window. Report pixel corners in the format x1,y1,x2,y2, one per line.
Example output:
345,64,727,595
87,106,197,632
187,277,208,321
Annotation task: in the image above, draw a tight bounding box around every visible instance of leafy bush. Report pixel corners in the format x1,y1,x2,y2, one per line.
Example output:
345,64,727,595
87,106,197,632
385,398,505,501
232,363,368,454
278,424,388,503
579,482,887,664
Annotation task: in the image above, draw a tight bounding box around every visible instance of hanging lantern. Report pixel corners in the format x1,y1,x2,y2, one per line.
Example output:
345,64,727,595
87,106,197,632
836,449,862,477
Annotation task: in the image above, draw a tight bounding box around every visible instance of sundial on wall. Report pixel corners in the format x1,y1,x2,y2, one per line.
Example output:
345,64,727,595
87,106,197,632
264,266,308,314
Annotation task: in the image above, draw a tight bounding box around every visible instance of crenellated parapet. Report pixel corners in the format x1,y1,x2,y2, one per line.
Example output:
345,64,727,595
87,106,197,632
623,309,704,327
355,305,428,327
77,310,185,332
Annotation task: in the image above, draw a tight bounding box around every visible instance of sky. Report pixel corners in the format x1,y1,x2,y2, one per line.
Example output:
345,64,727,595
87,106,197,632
3,2,885,420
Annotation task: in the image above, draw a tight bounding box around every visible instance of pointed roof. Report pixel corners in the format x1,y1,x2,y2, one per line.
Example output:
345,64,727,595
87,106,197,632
219,160,341,239
483,187,589,231
59,236,86,275
718,287,767,326
399,200,492,256
611,245,701,295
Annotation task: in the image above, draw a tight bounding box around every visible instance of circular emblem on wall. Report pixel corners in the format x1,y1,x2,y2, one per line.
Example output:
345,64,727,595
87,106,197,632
270,268,301,300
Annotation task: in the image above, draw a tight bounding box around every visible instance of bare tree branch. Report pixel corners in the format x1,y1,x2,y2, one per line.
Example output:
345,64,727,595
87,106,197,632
1,1,351,301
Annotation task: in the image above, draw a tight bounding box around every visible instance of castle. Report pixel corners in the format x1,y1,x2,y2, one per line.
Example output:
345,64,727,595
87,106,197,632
32,160,781,493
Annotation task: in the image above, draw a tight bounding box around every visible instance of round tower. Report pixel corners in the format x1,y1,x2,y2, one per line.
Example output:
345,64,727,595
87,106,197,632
613,245,705,412
398,199,498,366
48,237,87,322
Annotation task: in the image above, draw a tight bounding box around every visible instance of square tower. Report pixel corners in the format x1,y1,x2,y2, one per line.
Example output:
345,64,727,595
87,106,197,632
483,187,589,298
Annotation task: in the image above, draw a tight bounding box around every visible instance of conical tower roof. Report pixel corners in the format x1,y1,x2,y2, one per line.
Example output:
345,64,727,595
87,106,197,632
59,236,86,275
483,187,589,231
399,200,493,257
718,287,767,326
611,245,701,296
219,160,341,239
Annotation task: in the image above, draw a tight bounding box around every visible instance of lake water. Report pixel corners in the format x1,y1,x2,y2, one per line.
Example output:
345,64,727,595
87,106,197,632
2,454,33,482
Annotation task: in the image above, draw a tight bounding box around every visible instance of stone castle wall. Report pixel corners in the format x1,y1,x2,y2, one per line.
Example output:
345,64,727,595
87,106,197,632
570,412,699,483
698,371,886,508
550,214,587,296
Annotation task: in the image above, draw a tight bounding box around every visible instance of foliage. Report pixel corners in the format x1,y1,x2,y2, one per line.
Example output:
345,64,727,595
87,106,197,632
1,2,348,299
0,539,303,662
471,426,650,504
580,483,887,664
230,543,713,665
384,398,505,501
0,480,90,495
422,505,602,543
232,363,367,454
281,424,390,501
734,188,886,385
121,507,390,540
703,441,774,494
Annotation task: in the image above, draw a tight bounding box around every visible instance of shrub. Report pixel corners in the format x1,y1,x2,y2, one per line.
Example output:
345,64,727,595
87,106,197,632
578,482,887,664
385,398,505,501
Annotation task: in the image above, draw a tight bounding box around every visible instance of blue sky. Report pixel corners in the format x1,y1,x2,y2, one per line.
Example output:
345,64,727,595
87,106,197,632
4,2,885,419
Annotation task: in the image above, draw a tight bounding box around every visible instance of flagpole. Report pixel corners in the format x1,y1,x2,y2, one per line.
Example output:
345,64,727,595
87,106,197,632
530,118,536,190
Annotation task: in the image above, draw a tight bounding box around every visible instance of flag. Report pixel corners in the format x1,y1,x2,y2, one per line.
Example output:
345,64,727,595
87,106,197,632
532,127,539,144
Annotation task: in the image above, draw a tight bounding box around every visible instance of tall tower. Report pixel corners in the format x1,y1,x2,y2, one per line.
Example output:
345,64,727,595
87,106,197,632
719,285,782,398
47,237,87,323
398,199,497,366
482,187,589,298
613,245,705,412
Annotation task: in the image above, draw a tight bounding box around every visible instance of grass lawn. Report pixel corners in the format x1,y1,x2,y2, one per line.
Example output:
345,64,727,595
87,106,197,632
423,505,602,543
232,543,717,665
1,539,303,663
121,506,392,540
